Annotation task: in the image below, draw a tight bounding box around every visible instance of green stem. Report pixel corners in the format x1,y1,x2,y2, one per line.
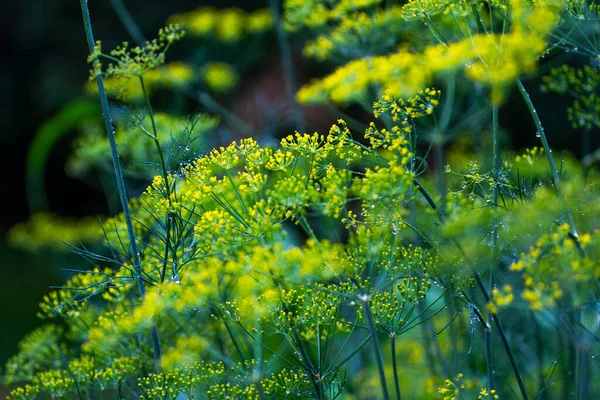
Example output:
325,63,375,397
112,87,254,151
196,90,254,136
433,144,447,212
516,80,559,185
414,168,528,397
424,13,449,46
413,178,445,221
492,104,500,172
475,273,528,400
79,0,161,365
268,0,305,132
223,315,246,361
363,299,390,400
160,213,171,282
139,75,177,282
298,214,319,242
471,3,487,34
516,79,586,256
139,76,171,196
226,173,249,217
484,325,495,393
108,0,145,45
291,329,321,399
391,336,402,400
485,104,500,393
575,309,590,400
532,312,547,400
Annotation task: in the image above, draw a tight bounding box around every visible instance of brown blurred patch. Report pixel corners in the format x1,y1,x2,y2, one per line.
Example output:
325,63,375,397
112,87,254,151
232,54,335,138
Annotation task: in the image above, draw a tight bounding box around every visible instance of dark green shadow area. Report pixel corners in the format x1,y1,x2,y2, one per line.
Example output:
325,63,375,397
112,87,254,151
0,235,58,366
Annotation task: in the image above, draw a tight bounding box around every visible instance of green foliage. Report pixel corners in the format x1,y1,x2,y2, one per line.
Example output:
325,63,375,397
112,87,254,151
6,0,600,399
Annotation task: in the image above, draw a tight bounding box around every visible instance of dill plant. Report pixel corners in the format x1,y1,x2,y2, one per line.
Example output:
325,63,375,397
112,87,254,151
5,0,600,399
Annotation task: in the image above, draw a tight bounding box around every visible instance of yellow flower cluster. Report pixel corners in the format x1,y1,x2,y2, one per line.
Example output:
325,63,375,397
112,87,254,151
8,212,102,252
85,61,196,101
488,284,514,313
168,7,273,42
438,373,464,400
510,224,597,309
298,0,559,105
284,0,383,30
478,387,500,399
303,6,406,61
514,146,544,165
202,62,239,93
89,25,185,82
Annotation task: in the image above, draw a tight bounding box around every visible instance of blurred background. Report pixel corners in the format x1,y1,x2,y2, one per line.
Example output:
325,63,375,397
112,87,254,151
0,0,594,374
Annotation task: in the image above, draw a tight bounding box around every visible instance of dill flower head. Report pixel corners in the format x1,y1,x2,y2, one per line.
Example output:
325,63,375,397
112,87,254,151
284,0,383,30
169,7,273,41
542,64,600,129
7,212,102,252
202,62,240,93
298,0,560,105
88,25,185,81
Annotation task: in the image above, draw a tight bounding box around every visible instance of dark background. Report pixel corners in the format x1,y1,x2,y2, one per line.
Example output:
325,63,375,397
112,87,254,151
0,0,592,369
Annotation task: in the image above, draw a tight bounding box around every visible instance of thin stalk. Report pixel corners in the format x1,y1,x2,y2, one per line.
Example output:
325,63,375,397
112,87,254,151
492,105,500,172
298,214,319,242
575,308,590,400
575,343,589,400
424,14,449,46
582,128,590,159
532,311,548,400
226,173,249,217
391,336,402,400
291,329,322,399
484,325,495,393
413,178,445,221
78,0,161,365
516,80,559,185
325,103,369,132
223,316,246,361
475,273,528,400
196,90,254,136
433,144,447,213
485,104,500,393
268,0,305,132
516,79,585,257
471,3,487,34
108,0,146,45
139,75,177,282
139,76,171,197
362,299,390,400
566,335,575,398
160,214,171,282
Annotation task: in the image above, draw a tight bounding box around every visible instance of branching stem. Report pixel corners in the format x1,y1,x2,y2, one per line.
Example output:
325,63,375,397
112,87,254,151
475,273,528,400
516,79,586,257
78,0,161,365
362,299,390,400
